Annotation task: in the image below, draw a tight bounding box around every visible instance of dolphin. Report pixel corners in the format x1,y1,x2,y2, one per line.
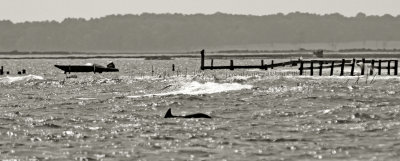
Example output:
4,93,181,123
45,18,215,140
164,108,211,118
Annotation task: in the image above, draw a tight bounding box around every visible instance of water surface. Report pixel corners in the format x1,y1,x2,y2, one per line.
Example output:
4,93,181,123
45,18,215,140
1,58,400,160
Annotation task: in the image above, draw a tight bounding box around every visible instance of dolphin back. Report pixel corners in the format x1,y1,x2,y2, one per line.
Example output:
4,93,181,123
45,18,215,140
164,108,211,119
183,113,212,119
164,108,174,118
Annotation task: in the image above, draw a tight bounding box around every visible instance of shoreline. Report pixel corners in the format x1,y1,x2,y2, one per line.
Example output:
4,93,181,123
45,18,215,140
1,49,400,59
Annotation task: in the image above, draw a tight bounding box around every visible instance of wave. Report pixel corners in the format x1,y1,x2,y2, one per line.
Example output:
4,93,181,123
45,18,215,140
76,98,97,100
128,81,252,98
293,75,400,80
0,74,44,84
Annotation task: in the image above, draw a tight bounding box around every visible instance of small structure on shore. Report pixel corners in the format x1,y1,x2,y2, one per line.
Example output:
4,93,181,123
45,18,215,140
313,50,324,58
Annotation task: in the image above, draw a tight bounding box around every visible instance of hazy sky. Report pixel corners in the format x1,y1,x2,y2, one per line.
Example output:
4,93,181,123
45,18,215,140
1,0,399,22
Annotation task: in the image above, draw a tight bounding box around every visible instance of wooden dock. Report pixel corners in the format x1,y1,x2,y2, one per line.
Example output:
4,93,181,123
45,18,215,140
200,50,399,76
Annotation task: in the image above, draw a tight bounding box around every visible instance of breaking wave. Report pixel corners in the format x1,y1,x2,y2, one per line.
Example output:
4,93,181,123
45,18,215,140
0,74,44,84
128,81,252,98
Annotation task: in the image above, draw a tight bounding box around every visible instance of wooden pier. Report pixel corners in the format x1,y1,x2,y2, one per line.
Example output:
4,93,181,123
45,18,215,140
200,50,399,76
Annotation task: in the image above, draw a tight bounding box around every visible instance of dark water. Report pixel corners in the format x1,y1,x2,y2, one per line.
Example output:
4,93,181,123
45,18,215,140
1,58,400,160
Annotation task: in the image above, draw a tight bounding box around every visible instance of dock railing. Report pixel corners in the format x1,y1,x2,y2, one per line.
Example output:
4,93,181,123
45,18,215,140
200,50,398,76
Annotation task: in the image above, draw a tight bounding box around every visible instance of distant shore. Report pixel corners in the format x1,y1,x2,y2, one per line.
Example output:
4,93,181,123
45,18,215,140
1,49,400,59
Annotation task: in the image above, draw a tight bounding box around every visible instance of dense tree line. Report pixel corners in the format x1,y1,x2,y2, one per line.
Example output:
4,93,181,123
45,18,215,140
0,12,399,52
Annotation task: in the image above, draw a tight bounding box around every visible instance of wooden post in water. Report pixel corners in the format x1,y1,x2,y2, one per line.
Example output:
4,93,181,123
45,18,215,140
330,61,334,76
200,50,205,70
310,61,314,76
22,69,26,74
340,59,345,76
230,60,234,70
151,65,154,76
378,60,382,75
395,60,398,75
0,66,3,75
211,59,214,70
350,58,355,76
172,64,175,71
361,58,365,75
388,60,391,75
299,61,304,75
370,59,375,75
261,60,264,69
271,60,274,69
319,61,323,76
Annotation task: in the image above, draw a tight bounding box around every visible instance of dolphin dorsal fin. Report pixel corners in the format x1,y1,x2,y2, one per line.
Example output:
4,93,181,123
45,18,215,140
164,108,174,118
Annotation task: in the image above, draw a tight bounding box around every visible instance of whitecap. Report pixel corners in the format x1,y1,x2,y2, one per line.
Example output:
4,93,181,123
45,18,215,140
0,74,44,84
76,98,97,100
168,81,252,95
128,81,252,98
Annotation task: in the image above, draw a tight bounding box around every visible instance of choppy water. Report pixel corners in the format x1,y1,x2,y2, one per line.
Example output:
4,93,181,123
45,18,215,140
1,58,400,160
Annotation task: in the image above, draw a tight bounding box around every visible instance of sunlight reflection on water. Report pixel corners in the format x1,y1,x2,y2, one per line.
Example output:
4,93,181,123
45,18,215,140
0,58,400,160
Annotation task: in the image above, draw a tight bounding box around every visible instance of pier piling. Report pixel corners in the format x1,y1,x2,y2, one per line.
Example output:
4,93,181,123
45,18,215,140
351,58,355,76
319,61,323,76
211,59,214,70
310,61,314,76
330,61,334,76
388,61,391,75
340,59,345,76
261,60,264,69
230,60,234,70
370,60,375,75
395,60,398,75
200,50,205,70
271,60,274,69
361,58,365,75
299,61,304,75
378,60,382,75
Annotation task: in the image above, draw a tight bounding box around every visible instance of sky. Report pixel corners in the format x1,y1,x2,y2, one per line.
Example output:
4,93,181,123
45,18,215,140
0,0,399,22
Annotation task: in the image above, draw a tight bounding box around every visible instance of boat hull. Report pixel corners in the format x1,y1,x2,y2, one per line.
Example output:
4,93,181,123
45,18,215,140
54,65,119,73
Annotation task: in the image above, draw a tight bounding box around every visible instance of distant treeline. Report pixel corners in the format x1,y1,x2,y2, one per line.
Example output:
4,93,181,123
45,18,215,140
0,12,400,52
